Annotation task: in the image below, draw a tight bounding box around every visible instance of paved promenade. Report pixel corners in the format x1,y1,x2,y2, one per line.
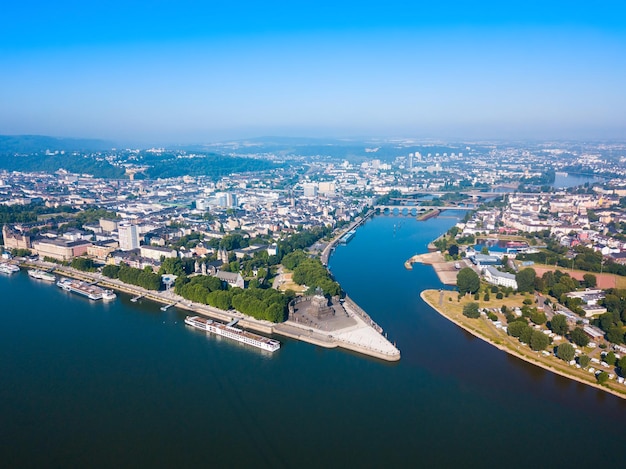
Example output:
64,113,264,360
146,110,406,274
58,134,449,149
32,262,399,361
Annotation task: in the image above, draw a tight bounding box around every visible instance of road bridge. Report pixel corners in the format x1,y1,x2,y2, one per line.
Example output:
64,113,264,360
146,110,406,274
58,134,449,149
376,205,475,213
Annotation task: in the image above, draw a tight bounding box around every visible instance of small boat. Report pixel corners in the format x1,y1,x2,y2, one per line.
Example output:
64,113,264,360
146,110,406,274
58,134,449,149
28,269,56,282
0,262,20,274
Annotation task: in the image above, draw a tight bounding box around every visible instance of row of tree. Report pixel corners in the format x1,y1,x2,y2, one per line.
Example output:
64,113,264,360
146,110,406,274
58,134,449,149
507,319,551,351
102,264,161,290
70,257,96,272
173,274,291,323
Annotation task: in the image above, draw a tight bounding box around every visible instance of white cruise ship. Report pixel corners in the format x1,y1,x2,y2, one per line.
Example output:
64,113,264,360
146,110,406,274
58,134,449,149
56,278,116,301
185,316,280,352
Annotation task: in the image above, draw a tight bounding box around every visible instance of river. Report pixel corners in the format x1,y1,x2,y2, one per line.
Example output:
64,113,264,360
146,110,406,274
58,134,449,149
552,172,601,188
1,213,625,468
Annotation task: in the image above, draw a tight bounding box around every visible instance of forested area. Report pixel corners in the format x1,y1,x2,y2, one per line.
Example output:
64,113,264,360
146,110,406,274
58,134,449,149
143,153,276,179
0,153,125,178
0,202,71,224
276,225,331,258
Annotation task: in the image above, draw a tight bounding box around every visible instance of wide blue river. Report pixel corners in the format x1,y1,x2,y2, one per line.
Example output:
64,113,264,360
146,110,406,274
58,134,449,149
1,212,625,468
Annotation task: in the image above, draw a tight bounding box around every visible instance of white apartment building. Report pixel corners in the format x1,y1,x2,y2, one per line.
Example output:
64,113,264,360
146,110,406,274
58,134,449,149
118,222,140,251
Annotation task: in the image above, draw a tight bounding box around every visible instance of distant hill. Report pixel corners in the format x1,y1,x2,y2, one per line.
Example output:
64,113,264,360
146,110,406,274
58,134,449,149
196,136,471,163
0,135,114,153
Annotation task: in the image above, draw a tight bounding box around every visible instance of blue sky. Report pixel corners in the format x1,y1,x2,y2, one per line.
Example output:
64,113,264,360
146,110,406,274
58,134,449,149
1,1,625,144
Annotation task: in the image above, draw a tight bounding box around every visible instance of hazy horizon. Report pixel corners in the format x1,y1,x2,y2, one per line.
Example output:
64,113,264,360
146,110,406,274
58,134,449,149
1,1,625,144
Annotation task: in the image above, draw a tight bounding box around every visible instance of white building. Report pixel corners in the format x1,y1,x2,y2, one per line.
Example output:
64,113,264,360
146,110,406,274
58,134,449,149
196,198,209,211
303,183,318,198
118,223,140,251
140,245,178,261
483,266,518,290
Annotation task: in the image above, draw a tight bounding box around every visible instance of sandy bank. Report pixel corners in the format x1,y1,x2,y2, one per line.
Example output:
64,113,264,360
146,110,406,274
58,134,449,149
405,252,460,285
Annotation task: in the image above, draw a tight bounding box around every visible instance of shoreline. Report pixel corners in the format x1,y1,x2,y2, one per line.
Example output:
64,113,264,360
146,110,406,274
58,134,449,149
405,252,459,285
420,289,626,401
33,263,399,362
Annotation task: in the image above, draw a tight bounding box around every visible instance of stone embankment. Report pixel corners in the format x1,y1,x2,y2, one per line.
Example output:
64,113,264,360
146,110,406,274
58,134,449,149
36,262,399,362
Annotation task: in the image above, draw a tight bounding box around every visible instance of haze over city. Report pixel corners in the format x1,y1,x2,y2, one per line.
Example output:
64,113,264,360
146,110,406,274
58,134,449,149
1,1,625,144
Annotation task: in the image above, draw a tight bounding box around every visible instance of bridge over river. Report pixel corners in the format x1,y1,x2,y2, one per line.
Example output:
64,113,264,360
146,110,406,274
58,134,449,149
376,205,476,214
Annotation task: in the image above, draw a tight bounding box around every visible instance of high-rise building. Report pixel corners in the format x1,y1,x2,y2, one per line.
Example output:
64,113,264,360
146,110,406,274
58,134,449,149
118,223,140,251
226,193,237,208
318,182,336,196
303,182,318,197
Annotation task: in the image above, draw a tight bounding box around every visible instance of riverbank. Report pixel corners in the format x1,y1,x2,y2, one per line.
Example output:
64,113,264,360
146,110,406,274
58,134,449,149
30,262,398,362
421,289,626,400
405,252,461,285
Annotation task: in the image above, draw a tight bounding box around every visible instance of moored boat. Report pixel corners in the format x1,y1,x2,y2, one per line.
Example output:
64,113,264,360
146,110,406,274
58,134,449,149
0,262,20,274
28,269,56,282
56,278,113,301
102,289,117,301
184,315,280,352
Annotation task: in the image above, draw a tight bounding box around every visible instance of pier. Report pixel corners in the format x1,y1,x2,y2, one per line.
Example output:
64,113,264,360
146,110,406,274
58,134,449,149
130,294,145,303
160,303,177,311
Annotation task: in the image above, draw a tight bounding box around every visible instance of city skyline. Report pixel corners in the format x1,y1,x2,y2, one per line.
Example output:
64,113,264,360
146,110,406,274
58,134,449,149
1,1,625,144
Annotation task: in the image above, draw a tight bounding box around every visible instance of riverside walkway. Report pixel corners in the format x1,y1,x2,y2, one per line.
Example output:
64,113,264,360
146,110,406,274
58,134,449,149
30,261,399,361
321,210,374,266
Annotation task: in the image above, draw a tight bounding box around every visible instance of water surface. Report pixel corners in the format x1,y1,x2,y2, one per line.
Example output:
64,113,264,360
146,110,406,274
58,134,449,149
1,214,625,468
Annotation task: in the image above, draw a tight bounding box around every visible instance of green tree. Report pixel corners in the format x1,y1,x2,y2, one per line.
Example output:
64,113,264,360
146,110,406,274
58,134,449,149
605,351,617,366
570,327,589,347
448,226,460,237
578,354,591,368
70,257,95,272
462,302,480,319
159,257,184,276
556,342,575,362
282,250,308,270
596,371,609,385
516,268,537,293
530,330,549,351
448,244,459,257
220,233,248,251
530,310,547,325
582,273,597,288
548,314,569,335
507,321,527,338
102,264,120,278
606,326,624,345
519,325,533,345
457,267,480,295
618,356,626,375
